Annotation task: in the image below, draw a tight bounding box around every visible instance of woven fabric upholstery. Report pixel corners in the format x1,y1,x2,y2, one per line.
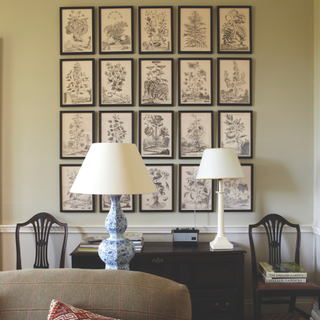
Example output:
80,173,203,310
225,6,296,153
262,312,307,320
0,268,191,320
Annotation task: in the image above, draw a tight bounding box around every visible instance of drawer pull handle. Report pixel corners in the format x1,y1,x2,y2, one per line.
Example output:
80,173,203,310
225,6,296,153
152,258,164,264
215,302,230,311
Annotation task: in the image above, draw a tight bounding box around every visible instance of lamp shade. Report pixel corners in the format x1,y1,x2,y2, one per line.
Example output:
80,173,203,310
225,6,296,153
196,148,245,180
70,143,157,195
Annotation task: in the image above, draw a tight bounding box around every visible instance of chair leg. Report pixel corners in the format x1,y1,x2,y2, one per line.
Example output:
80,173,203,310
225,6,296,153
288,296,296,313
254,293,262,320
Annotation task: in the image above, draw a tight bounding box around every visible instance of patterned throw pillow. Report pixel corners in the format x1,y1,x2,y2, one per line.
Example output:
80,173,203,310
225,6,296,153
47,299,121,320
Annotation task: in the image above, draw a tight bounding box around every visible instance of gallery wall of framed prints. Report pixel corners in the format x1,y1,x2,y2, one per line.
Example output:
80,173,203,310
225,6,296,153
58,5,254,214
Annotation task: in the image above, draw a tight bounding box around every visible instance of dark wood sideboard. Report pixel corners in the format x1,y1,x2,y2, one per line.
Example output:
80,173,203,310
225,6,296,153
71,242,246,320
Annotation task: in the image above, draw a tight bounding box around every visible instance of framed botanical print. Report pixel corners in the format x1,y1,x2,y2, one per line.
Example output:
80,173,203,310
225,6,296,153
99,6,133,54
178,58,213,106
222,164,253,212
217,6,252,54
179,164,213,212
60,59,95,107
139,110,174,159
60,164,95,212
139,59,173,106
138,6,173,54
99,111,134,143
178,111,213,159
218,110,253,159
100,194,134,212
217,58,252,106
60,111,95,159
139,164,174,212
60,7,95,55
178,6,212,54
99,59,134,106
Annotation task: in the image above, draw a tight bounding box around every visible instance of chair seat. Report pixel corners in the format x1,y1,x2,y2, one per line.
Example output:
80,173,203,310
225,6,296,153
262,312,306,320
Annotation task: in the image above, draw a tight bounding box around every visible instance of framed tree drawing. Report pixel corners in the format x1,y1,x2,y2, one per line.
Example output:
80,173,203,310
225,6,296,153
60,7,95,55
218,110,253,159
140,164,174,212
179,164,213,212
139,59,173,106
60,111,95,159
178,111,213,159
138,6,173,54
99,59,133,106
139,110,173,159
60,164,95,212
178,6,212,54
217,58,252,106
99,6,133,54
217,6,252,54
60,59,95,107
99,111,134,143
222,164,253,212
178,58,213,106
100,194,134,212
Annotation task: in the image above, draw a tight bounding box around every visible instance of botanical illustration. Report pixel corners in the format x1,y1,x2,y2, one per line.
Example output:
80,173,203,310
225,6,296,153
60,165,94,212
140,59,173,105
101,194,133,212
179,59,212,105
61,59,94,106
180,165,212,212
100,59,133,105
100,7,133,53
179,112,212,158
223,164,253,211
218,59,251,105
61,8,94,54
140,111,173,158
99,111,133,143
219,111,252,158
61,112,94,159
139,7,172,53
140,165,173,212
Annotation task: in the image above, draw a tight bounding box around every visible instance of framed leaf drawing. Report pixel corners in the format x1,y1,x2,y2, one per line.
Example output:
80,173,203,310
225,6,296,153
138,6,173,54
60,164,95,212
179,164,213,212
218,110,253,159
60,59,95,107
100,194,134,212
178,6,212,54
139,164,174,212
222,164,253,212
60,111,95,159
99,6,133,54
217,6,252,54
99,59,133,106
139,59,173,106
178,58,213,106
139,110,174,159
217,58,252,106
178,111,213,159
99,111,134,143
60,7,95,55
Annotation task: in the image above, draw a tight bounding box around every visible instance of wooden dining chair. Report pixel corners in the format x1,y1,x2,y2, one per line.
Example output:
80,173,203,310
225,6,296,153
15,212,68,269
249,213,320,320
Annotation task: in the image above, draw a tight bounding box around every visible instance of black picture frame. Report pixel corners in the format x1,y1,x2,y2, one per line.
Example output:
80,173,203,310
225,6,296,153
218,110,253,159
138,6,173,54
60,7,95,55
217,6,252,54
99,6,134,54
100,194,135,213
178,58,213,106
60,111,95,159
60,59,95,107
99,58,134,106
139,58,174,106
178,6,213,54
178,111,213,159
139,164,174,212
217,58,252,106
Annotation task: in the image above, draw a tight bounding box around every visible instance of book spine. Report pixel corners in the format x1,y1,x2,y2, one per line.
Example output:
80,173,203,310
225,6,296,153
264,278,306,283
259,262,307,278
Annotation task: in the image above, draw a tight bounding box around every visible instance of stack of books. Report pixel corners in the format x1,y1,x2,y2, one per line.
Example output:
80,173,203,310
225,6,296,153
311,309,320,320
258,262,307,283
